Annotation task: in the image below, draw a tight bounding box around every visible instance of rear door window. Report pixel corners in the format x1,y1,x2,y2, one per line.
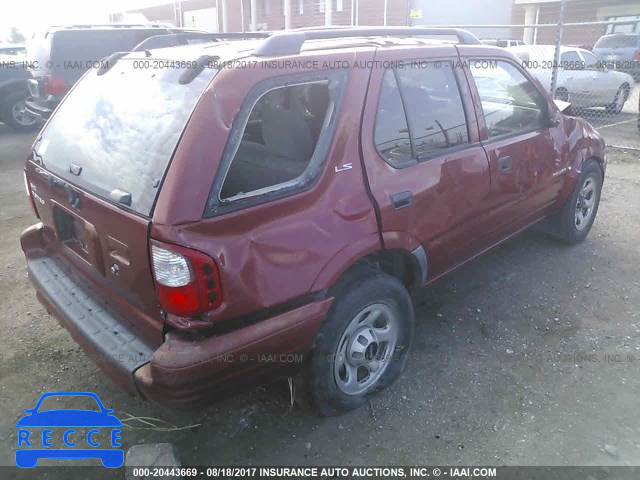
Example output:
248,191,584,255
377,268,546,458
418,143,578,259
374,61,470,166
394,62,469,159
209,70,347,211
560,50,584,69
33,58,217,216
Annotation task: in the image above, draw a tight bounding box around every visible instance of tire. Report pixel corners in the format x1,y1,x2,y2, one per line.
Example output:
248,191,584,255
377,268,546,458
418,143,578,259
553,159,603,245
605,84,629,115
305,270,414,416
1,90,39,132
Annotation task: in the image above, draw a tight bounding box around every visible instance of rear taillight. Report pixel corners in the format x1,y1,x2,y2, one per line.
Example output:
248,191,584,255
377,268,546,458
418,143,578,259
43,74,69,96
150,241,222,318
23,171,39,218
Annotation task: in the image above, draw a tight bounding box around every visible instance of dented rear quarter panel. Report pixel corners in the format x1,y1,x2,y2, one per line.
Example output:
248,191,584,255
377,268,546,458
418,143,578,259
151,49,381,325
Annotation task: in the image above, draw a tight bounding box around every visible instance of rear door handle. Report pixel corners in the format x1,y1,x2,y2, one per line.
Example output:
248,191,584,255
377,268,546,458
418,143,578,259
391,190,413,210
498,155,512,173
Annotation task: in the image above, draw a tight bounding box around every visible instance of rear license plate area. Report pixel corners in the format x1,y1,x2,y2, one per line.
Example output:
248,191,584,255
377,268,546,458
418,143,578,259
52,205,104,273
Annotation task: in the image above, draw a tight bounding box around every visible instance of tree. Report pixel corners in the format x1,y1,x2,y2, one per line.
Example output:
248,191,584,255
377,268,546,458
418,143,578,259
9,27,26,44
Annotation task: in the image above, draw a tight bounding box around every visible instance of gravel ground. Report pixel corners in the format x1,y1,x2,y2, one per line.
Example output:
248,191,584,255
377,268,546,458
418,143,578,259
0,125,639,478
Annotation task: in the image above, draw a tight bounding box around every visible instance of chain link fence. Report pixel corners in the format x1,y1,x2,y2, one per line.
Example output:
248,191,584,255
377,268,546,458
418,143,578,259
454,20,640,150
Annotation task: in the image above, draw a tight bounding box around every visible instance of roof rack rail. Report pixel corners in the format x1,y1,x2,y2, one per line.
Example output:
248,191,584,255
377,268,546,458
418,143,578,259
254,27,481,57
133,32,271,51
49,23,174,29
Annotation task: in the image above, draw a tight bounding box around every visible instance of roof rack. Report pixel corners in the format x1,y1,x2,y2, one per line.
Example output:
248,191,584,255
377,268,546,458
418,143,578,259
133,32,270,52
49,23,174,30
254,27,481,57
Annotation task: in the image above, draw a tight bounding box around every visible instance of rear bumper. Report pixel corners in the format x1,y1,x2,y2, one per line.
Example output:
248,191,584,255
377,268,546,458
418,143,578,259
21,223,332,408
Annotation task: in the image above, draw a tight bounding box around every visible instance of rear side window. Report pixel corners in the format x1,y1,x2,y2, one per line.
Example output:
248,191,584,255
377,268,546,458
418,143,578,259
374,61,469,167
208,70,348,213
374,70,412,165
33,59,217,216
560,50,583,69
469,60,547,139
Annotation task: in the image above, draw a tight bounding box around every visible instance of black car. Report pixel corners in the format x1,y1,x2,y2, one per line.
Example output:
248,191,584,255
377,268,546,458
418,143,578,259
0,55,38,131
25,24,202,123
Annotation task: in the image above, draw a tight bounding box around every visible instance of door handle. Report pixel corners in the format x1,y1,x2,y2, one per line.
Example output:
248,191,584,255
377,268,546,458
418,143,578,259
391,190,413,210
498,155,512,173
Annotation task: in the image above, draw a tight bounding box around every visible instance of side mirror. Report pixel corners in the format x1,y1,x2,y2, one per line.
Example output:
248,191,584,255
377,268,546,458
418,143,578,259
553,99,572,114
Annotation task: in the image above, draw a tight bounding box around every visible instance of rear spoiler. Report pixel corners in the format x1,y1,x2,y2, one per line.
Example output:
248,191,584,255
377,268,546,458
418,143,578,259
132,32,270,52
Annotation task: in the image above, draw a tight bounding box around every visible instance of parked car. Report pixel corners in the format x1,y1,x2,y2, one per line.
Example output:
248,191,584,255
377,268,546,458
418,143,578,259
21,27,606,416
483,38,525,48
593,32,640,81
0,44,27,56
24,24,202,123
0,55,38,131
509,45,634,113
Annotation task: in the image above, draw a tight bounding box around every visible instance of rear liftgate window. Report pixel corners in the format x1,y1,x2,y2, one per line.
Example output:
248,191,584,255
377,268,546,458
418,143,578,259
32,58,218,216
207,70,348,215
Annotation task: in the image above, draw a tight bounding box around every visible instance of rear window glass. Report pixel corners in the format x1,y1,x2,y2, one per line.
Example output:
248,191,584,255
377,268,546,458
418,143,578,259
595,35,638,48
33,58,217,216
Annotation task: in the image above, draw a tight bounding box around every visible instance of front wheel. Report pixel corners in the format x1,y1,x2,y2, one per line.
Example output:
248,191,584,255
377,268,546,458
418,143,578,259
306,271,414,416
554,160,603,244
606,85,629,115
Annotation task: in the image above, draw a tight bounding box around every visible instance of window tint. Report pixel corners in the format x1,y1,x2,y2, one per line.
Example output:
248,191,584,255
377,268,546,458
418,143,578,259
374,69,412,166
580,51,599,69
596,33,639,47
34,61,217,216
220,79,334,200
469,60,547,138
395,61,469,158
561,50,583,69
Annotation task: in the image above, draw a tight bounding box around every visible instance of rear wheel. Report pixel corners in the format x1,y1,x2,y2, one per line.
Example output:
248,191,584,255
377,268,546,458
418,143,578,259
1,90,38,131
305,270,414,416
606,84,629,115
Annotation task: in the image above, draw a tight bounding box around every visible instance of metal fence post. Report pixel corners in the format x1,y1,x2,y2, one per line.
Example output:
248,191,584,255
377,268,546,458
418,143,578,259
549,0,566,98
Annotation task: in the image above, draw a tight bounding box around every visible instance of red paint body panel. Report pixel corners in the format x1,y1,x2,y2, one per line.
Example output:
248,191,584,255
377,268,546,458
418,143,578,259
20,39,606,408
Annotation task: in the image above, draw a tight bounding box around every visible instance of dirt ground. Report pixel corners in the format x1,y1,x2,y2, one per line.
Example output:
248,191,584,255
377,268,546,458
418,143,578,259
0,124,639,478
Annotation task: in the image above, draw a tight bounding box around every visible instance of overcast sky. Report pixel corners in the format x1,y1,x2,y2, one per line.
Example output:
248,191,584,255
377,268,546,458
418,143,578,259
1,0,172,41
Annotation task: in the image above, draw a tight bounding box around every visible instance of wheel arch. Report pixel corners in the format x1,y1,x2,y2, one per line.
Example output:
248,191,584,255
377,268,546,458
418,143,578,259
312,233,426,297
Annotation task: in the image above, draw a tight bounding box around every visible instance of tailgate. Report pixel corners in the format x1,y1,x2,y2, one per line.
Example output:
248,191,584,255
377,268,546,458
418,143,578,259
23,51,218,346
25,161,162,346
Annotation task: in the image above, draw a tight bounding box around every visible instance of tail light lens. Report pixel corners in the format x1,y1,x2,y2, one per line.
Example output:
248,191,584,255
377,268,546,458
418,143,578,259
44,75,69,96
150,241,222,318
23,171,39,218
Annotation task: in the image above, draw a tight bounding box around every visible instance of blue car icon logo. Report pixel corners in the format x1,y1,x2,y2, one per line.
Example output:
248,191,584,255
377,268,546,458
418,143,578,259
15,391,123,468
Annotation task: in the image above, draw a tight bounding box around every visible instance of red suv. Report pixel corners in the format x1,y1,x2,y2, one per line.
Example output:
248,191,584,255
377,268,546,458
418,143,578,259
20,28,606,416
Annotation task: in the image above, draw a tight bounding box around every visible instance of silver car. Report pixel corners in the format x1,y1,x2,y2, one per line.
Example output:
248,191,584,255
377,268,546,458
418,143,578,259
508,45,634,114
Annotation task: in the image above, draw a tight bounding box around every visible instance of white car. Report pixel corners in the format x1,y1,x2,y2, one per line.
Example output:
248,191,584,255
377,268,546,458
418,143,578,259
507,45,634,114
